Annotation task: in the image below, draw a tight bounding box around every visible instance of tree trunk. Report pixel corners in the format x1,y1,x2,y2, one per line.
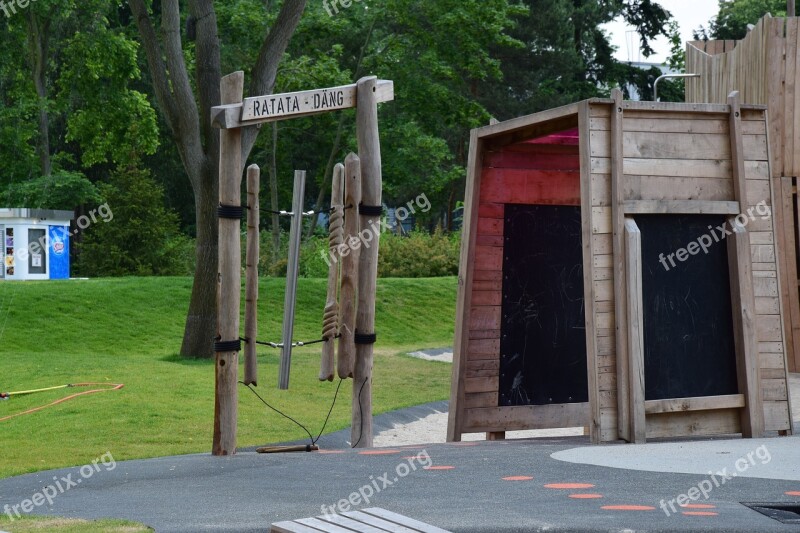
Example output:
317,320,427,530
26,12,51,177
180,162,218,357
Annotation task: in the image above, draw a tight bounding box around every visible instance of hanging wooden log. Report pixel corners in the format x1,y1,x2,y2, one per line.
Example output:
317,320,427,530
352,76,382,448
337,153,362,379
320,163,344,381
244,164,260,386
278,170,306,390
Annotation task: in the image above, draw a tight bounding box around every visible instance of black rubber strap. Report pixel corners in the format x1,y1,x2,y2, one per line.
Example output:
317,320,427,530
359,204,383,216
354,332,377,345
214,339,242,352
217,205,245,219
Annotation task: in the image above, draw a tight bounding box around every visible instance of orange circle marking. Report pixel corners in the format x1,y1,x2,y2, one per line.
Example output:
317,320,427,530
680,503,716,509
317,450,345,454
682,511,719,517
502,476,533,481
569,493,603,499
358,450,400,455
785,491,800,496
601,505,655,511
544,483,595,490
424,465,455,470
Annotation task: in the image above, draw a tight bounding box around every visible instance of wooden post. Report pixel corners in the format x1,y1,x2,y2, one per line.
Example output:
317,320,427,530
213,71,244,456
610,89,632,443
244,165,260,386
338,153,362,379
278,170,306,390
727,91,765,438
320,163,344,381
352,76,382,447
624,218,646,443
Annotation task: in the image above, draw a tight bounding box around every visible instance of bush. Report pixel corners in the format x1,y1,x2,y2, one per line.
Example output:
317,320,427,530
378,229,460,277
76,166,192,276
256,227,461,279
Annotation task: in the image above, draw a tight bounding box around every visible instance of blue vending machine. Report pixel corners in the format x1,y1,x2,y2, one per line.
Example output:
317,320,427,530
48,225,70,279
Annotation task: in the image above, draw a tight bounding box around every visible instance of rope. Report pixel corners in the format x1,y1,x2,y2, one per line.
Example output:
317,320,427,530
240,378,343,446
351,377,369,448
0,383,124,423
241,336,335,349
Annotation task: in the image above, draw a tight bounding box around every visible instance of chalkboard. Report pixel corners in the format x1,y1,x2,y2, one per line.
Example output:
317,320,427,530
636,214,739,401
499,204,588,406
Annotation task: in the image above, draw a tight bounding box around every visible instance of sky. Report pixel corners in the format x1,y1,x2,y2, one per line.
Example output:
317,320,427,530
602,0,721,64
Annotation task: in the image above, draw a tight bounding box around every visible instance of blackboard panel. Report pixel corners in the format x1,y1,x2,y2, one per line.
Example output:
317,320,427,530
636,214,739,401
500,204,588,406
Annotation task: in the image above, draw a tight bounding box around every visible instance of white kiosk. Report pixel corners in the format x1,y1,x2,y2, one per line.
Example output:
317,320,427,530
1,208,73,281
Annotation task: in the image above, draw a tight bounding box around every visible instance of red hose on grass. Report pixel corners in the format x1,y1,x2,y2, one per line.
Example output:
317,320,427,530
0,382,124,422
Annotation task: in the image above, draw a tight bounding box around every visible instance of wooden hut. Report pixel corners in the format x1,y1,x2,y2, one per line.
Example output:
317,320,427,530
447,91,794,444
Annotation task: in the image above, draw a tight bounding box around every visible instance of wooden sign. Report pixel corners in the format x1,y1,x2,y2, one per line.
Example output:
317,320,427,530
211,80,394,129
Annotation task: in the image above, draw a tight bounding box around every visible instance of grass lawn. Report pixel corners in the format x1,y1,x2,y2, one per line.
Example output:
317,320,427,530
0,515,152,532
0,277,456,480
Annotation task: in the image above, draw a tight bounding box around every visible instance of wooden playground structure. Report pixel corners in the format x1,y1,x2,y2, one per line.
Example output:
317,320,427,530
210,73,393,455
687,14,800,375
447,90,794,444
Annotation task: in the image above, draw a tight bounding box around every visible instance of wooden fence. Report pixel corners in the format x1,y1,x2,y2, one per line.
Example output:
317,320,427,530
686,15,800,373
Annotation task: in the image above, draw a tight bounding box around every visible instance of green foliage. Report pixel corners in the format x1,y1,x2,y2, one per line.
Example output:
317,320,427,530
3,170,102,209
707,0,785,40
59,27,159,166
378,230,461,278
76,167,191,276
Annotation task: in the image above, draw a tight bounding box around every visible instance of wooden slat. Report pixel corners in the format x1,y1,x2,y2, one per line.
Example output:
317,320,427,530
623,200,740,215
462,402,589,432
785,18,798,176
271,521,328,533
624,176,733,202
448,129,484,443
624,218,645,443
766,17,784,177
464,391,496,408
646,409,741,439
296,518,362,533
644,394,745,414
312,515,387,533
728,92,766,438
343,511,424,533
361,508,452,533
787,176,800,373
580,101,602,443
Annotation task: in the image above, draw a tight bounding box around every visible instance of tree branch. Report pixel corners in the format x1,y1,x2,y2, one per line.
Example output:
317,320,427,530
161,0,204,184
128,0,180,135
189,0,221,157
241,0,308,160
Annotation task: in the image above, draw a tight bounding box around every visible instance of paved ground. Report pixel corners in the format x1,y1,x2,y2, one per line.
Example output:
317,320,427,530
1,351,797,532
1,427,799,532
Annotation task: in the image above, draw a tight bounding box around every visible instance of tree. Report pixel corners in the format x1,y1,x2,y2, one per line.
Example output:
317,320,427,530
478,0,674,119
705,0,786,40
127,0,307,358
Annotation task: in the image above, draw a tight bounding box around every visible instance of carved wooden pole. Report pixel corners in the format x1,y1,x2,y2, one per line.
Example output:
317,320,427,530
338,153,362,379
352,76,382,447
244,164,260,386
214,71,244,456
321,163,344,381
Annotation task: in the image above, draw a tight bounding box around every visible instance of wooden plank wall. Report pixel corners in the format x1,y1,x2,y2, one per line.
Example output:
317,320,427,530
459,140,581,432
686,16,800,373
588,102,792,439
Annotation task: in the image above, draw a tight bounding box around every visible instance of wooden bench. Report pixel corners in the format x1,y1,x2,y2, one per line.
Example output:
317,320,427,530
270,507,453,533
